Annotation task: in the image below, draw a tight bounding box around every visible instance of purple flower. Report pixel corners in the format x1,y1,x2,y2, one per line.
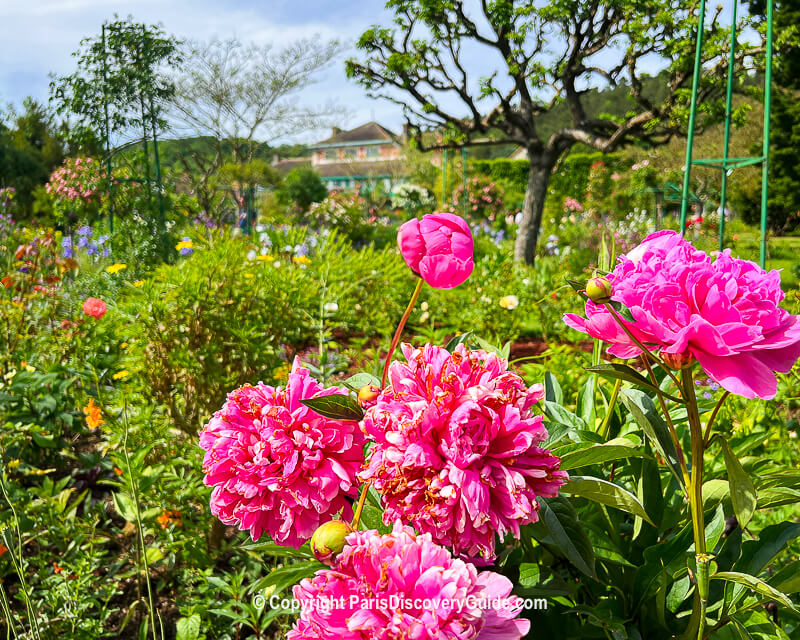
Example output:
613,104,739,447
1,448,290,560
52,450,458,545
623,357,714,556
77,225,92,236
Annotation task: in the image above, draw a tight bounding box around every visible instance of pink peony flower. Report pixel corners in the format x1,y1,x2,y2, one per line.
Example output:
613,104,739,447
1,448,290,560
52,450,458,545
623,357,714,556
82,297,107,319
360,343,567,561
199,360,365,546
564,230,800,399
397,213,474,289
287,522,530,640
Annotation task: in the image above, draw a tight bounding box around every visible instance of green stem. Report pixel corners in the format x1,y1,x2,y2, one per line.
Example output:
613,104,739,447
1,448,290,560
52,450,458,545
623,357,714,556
703,391,730,447
599,379,621,440
381,277,424,388
351,482,371,530
682,367,709,640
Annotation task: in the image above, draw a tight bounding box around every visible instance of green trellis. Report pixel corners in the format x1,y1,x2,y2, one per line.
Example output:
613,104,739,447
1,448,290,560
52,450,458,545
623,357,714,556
679,0,775,267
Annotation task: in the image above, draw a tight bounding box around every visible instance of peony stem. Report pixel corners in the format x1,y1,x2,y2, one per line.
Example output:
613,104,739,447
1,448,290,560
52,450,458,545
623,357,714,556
381,277,424,388
682,366,709,640
599,379,621,440
703,391,730,447
351,482,371,530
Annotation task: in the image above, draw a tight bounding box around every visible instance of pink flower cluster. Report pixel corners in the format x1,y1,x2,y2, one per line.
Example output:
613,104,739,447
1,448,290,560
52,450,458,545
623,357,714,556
360,343,567,561
287,522,530,640
564,230,800,399
46,157,105,202
199,360,365,546
563,197,584,213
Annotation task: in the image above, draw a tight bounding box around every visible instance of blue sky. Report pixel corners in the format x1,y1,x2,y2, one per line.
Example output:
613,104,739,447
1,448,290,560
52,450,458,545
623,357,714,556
0,0,401,141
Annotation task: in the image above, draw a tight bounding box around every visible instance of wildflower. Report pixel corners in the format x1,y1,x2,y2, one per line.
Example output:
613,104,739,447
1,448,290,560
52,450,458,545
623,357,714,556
499,294,519,310
0,544,7,558
199,360,366,546
53,562,64,574
287,523,530,639
323,302,338,313
397,213,474,289
419,310,430,323
361,343,567,560
157,509,182,529
120,342,128,349
83,398,104,429
176,238,193,256
256,255,275,262
293,255,311,265
564,230,800,399
420,301,429,311
133,280,144,287
82,297,107,319
113,467,123,476
112,370,129,380
106,263,127,274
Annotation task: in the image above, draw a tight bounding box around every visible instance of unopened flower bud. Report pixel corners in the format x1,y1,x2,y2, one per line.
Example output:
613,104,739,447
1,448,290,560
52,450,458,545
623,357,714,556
586,276,613,303
357,385,380,408
311,520,353,566
661,351,695,370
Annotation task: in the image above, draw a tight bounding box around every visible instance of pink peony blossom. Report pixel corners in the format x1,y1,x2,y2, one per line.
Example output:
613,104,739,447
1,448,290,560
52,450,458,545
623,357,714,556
82,297,107,319
397,213,474,289
564,230,800,399
287,522,530,640
199,360,365,546
360,343,567,561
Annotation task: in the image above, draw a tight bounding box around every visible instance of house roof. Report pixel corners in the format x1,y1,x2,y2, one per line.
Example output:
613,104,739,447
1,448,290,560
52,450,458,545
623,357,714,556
311,122,399,147
315,159,406,179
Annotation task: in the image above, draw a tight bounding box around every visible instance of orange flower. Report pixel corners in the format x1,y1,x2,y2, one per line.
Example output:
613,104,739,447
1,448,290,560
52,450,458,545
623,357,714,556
53,562,64,574
83,398,104,429
113,466,123,476
157,509,182,529
0,544,7,557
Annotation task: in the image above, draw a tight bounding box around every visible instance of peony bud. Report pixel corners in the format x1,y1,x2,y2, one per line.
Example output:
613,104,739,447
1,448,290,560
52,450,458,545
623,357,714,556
661,351,695,370
585,276,613,303
357,385,380,408
311,520,353,566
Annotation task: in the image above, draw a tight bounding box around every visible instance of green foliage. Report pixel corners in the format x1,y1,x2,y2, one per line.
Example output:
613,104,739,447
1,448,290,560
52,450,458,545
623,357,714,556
277,166,327,211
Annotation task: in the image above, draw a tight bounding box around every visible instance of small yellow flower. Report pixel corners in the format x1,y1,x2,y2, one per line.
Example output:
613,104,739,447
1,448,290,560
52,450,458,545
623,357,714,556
293,255,311,265
106,263,127,274
175,240,193,251
499,295,519,310
120,342,129,349
8,459,21,469
112,370,129,380
244,273,254,278
133,280,145,287
256,255,275,262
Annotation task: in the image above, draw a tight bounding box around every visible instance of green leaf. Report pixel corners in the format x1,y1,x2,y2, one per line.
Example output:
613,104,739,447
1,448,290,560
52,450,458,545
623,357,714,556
756,487,800,509
620,389,685,489
31,431,58,448
263,561,324,594
561,475,654,526
519,563,540,588
545,373,563,404
702,479,730,509
577,378,596,427
342,372,379,391
712,571,799,613
176,615,202,640
559,438,645,470
301,395,363,421
445,331,473,352
770,561,800,594
586,364,683,403
634,522,694,605
720,438,757,529
112,492,137,522
239,542,314,558
609,300,636,322
666,574,692,613
532,497,596,578
544,402,585,430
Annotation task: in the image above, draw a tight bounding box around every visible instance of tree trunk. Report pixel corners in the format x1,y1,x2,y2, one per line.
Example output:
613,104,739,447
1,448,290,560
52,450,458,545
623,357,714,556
514,158,554,265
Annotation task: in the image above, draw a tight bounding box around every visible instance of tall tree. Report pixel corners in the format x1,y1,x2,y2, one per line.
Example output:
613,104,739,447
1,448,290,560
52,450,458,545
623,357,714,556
346,0,758,263
169,38,345,217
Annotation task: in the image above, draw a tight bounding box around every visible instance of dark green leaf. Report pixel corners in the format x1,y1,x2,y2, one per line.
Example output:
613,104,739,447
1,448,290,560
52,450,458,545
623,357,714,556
342,372,380,391
561,475,654,526
545,373,563,404
577,378,596,427
301,395,363,421
445,331,473,352
263,561,324,594
559,438,645,470
620,389,685,489
533,497,596,578
609,300,636,322
720,438,757,529
586,364,683,403
713,571,798,613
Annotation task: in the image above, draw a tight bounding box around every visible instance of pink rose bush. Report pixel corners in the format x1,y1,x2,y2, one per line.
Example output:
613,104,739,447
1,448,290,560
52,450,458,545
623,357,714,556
82,297,107,319
199,360,365,546
360,343,568,561
564,230,800,399
397,213,474,289
287,522,530,640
